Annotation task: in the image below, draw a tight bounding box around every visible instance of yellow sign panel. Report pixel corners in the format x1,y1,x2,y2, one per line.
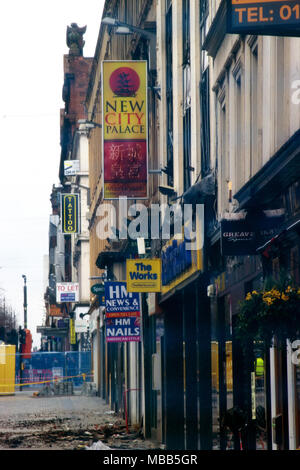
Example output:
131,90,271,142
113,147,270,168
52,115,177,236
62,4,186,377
102,61,147,141
69,318,76,345
126,259,161,293
0,345,16,395
102,60,148,199
61,194,79,234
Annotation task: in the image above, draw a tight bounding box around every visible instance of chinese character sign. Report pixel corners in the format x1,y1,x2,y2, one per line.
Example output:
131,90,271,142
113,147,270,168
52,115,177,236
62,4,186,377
102,61,148,199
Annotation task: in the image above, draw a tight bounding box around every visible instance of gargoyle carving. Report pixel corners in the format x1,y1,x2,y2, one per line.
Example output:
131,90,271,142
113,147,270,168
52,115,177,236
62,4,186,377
66,23,87,56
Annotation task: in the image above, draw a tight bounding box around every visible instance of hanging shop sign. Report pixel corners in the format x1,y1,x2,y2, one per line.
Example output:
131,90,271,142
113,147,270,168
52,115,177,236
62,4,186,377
161,219,203,296
91,283,105,295
64,160,80,176
227,0,300,37
61,194,79,234
69,318,76,345
91,283,105,305
126,259,162,293
49,305,62,317
161,239,202,296
161,208,204,296
56,282,79,303
102,60,148,199
221,209,285,256
105,316,141,343
74,307,89,333
104,281,140,318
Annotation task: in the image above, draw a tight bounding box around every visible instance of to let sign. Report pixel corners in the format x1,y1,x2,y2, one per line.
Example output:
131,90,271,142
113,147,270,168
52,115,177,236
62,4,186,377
228,0,300,36
56,283,79,303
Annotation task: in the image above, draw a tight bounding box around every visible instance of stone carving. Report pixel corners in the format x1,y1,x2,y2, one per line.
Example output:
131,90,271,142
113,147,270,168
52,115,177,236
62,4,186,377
66,23,87,56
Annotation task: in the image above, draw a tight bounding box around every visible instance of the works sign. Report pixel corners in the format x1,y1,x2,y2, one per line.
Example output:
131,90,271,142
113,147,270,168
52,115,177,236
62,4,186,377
102,60,148,199
227,0,300,36
126,259,161,293
221,210,285,256
61,194,79,234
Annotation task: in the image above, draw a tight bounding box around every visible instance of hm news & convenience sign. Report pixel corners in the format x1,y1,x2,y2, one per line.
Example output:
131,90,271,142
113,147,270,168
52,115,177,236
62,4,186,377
104,281,141,343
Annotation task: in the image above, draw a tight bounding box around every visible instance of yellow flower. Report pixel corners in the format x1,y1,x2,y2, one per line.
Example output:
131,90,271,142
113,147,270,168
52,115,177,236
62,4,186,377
271,289,281,299
263,297,273,306
252,290,258,295
246,292,252,301
281,293,289,301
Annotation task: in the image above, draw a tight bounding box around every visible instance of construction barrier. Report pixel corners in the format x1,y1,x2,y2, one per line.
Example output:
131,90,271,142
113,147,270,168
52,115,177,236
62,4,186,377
15,350,92,389
0,344,16,395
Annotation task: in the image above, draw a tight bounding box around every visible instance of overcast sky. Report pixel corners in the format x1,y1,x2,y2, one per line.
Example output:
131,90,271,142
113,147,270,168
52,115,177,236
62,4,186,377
0,0,104,348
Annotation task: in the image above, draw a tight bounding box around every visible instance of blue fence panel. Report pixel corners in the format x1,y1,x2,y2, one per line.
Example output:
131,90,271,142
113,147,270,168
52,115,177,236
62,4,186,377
15,351,92,389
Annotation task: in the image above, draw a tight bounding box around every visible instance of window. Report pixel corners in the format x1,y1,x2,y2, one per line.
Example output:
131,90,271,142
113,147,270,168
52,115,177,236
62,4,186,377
236,74,242,186
232,59,244,189
183,0,192,191
166,2,173,186
183,105,192,191
200,0,208,23
218,84,227,214
200,67,210,177
183,0,190,66
250,43,258,176
290,246,299,285
200,0,209,71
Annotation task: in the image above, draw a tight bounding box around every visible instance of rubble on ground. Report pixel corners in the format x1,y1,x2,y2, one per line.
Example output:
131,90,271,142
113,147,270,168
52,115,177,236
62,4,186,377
0,408,158,450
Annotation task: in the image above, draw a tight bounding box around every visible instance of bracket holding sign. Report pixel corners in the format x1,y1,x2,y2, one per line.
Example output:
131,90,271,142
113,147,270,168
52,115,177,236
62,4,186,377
91,283,105,306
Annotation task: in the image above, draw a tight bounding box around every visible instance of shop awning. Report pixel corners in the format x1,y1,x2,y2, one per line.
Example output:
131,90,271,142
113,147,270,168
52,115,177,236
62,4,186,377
36,326,68,338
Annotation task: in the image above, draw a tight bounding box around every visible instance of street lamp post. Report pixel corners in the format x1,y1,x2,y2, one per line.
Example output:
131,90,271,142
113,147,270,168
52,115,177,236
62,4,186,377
19,274,27,392
101,16,155,39
22,275,27,329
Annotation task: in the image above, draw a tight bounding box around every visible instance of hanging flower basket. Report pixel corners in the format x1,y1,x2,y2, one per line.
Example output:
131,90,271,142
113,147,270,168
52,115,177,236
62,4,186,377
235,286,300,350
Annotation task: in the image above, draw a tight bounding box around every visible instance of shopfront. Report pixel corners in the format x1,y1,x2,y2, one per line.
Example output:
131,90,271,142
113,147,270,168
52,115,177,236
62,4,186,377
209,255,270,450
152,225,211,450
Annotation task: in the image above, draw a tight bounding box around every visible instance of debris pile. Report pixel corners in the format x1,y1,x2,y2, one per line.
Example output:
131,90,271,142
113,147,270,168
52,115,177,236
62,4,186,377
80,382,97,396
33,382,74,397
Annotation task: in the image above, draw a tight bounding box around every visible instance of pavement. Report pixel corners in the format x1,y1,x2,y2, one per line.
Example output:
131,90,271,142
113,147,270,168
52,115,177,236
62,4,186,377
0,390,159,450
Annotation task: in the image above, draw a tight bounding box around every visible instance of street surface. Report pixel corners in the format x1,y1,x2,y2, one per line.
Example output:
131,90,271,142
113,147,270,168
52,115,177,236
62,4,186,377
0,390,157,450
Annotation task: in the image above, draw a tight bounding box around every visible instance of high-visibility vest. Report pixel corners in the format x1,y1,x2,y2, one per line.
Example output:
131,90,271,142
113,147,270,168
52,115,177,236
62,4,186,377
255,357,264,376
